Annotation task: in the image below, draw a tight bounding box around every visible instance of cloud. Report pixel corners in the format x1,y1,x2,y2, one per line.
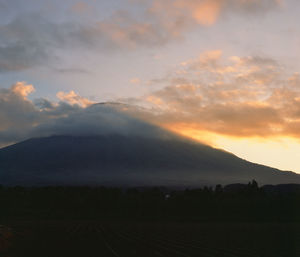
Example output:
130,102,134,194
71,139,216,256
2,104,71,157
31,103,171,140
71,2,91,14
0,82,41,143
0,82,81,146
0,14,68,72
0,83,171,147
0,0,282,72
149,0,281,27
0,48,299,148
53,67,90,74
128,50,300,140
0,11,177,72
11,82,35,98
150,0,222,26
56,90,94,108
130,78,141,84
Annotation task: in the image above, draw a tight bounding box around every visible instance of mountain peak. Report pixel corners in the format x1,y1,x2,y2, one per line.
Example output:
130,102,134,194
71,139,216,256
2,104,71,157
0,134,299,187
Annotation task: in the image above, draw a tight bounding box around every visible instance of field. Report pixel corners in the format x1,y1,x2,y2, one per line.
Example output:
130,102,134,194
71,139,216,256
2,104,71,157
1,221,299,257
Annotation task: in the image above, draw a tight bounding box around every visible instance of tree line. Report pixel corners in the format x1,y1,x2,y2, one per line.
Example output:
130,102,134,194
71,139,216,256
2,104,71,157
0,181,299,222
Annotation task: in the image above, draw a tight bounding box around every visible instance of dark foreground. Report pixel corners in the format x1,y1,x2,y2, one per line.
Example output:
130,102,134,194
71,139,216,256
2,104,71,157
1,221,300,257
0,183,300,256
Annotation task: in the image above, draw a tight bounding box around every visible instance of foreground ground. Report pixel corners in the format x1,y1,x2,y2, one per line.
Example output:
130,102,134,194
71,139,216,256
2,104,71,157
1,221,299,257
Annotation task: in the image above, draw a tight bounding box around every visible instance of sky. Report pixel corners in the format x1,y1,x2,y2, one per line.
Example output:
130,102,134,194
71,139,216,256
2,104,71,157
1,0,300,173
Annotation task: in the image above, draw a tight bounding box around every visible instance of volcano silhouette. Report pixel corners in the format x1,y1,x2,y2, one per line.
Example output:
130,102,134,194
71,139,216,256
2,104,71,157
0,133,299,186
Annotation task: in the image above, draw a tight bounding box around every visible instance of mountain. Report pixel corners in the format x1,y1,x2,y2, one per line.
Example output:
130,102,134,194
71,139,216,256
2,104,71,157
0,134,299,186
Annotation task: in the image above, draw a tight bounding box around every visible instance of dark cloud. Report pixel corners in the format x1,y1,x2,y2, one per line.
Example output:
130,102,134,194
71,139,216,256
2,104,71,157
0,0,282,72
0,83,39,130
0,14,66,72
0,11,179,72
0,82,80,145
0,43,46,72
31,103,171,140
0,83,171,147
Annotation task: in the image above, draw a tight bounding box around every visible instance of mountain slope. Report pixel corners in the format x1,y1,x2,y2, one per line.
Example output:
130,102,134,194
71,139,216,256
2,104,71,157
0,135,299,186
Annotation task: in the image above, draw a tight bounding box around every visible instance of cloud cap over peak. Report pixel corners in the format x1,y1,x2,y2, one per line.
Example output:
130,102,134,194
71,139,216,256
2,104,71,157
0,83,174,147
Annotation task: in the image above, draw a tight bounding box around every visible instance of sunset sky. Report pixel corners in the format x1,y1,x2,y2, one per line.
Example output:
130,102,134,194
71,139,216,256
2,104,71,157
1,0,300,173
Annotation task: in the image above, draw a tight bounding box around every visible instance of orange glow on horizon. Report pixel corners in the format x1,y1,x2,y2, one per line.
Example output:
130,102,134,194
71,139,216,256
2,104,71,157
163,123,300,174
163,123,220,146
